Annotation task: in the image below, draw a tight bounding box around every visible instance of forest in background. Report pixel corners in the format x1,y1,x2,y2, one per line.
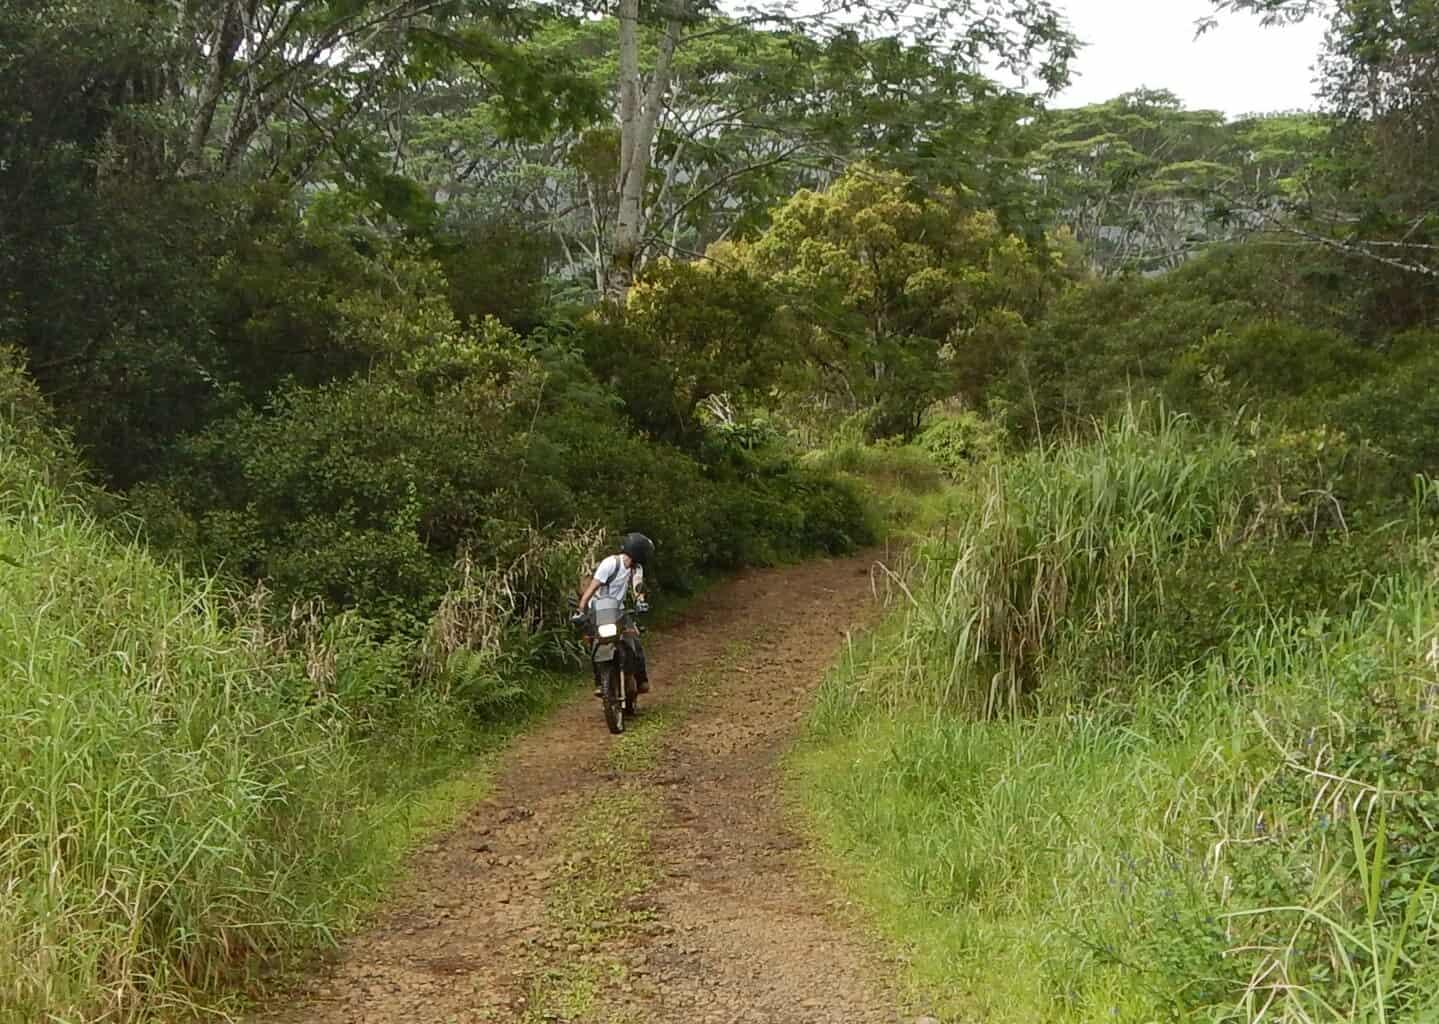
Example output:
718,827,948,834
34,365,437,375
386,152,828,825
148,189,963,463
4,0,1439,1018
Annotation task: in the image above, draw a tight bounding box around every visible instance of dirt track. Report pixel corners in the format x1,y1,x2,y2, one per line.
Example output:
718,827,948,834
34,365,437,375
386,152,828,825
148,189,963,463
258,553,902,1024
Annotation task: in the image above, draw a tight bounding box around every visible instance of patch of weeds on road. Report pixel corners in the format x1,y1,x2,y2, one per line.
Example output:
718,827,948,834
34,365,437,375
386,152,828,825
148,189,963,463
521,791,659,1022
549,792,659,938
605,672,704,773
726,636,758,663
606,709,675,773
521,961,603,1023
608,629,767,776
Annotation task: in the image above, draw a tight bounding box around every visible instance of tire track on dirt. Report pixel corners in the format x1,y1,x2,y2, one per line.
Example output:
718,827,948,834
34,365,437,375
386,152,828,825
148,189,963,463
257,553,900,1024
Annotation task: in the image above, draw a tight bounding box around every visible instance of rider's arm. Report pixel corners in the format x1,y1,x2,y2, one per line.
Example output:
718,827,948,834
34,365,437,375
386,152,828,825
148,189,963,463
577,576,603,613
632,566,647,602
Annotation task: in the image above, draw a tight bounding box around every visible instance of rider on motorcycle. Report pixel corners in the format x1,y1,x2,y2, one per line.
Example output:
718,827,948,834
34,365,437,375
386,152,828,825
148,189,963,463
574,532,654,695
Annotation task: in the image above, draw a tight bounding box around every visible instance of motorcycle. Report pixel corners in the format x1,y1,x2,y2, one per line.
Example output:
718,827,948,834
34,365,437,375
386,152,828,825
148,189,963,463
572,596,648,734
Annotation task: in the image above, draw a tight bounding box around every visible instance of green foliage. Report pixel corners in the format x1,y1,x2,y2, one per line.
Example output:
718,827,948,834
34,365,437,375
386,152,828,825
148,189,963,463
418,4,1076,292
0,349,88,497
798,414,1439,1024
600,256,786,445
135,303,875,637
1165,319,1383,415
3,180,472,488
728,164,1072,440
1325,332,1439,477
998,243,1439,486
0,376,523,1021
435,219,553,332
916,411,1007,478
1212,0,1439,262
1032,89,1328,276
138,318,539,635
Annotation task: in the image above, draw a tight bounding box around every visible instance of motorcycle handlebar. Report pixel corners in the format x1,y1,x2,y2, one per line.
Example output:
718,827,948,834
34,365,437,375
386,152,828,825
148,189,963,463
570,603,649,627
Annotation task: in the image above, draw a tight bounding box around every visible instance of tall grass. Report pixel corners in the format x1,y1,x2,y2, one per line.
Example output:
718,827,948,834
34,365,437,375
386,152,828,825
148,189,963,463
837,406,1366,719
418,527,605,714
0,357,574,1021
797,409,1439,1022
1,447,356,1017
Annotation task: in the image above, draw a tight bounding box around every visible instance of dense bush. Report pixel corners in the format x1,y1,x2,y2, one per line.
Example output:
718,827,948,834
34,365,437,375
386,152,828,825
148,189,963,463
720,165,1076,441
830,408,1381,718
995,261,1256,436
1324,331,1439,477
994,244,1439,488
136,321,539,634
601,258,787,447
6,183,468,489
915,411,1007,478
135,308,874,638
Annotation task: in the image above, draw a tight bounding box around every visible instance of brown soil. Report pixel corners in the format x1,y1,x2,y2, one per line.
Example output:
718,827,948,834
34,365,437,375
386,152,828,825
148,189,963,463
256,553,903,1024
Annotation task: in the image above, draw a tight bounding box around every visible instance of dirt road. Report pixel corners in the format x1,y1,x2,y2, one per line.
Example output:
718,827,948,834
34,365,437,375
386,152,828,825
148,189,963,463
259,553,903,1024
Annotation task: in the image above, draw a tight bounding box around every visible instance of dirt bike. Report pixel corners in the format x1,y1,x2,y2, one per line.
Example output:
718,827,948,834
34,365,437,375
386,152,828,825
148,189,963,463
572,596,647,735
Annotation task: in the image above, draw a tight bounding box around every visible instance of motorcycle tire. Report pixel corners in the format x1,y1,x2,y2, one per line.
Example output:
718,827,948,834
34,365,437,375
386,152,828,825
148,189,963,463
623,660,639,716
602,663,625,735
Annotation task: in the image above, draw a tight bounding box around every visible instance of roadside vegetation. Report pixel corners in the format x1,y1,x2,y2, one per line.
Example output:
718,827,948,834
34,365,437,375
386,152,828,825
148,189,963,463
792,230,1439,1023
789,20,1439,1011
797,405,1439,1021
0,353,572,1020
6,0,1439,1019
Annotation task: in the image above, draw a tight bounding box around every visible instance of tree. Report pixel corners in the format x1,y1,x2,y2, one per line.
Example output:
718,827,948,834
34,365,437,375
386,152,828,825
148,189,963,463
1205,0,1439,290
729,165,1069,437
591,0,1077,301
1031,90,1326,275
1034,90,1233,274
0,0,596,188
386,1,1077,300
607,255,785,443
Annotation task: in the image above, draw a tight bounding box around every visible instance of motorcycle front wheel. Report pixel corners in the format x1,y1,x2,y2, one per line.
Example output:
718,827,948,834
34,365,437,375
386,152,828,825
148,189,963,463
624,666,639,716
602,662,625,735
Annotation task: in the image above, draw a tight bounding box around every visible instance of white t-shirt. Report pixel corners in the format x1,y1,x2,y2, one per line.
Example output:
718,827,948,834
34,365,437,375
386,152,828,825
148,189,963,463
593,555,643,602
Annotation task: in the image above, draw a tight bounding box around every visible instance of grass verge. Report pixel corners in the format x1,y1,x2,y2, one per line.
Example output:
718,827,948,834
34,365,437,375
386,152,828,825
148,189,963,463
792,411,1439,1023
0,382,583,1022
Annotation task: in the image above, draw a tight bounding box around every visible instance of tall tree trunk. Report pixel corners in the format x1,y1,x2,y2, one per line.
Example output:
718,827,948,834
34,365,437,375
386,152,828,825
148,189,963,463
183,1,243,176
606,0,682,303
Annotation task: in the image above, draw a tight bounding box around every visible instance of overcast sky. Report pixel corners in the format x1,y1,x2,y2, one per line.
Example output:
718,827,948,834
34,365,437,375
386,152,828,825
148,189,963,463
1053,0,1328,117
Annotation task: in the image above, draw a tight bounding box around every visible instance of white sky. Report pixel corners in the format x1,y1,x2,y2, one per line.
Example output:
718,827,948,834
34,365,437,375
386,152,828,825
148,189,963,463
1053,0,1328,117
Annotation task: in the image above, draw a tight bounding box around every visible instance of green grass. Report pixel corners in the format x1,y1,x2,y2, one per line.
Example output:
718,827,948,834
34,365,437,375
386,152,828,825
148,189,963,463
793,412,1439,1023
804,437,958,543
0,401,579,1022
521,791,660,1024
0,340,758,1022
607,703,681,774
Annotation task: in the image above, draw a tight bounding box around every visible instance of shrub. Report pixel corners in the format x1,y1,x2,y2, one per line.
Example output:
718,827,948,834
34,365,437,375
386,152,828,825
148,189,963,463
857,406,1390,718
994,244,1415,442
1323,330,1439,479
140,309,878,635
1160,318,1383,425
916,411,1007,477
139,320,543,636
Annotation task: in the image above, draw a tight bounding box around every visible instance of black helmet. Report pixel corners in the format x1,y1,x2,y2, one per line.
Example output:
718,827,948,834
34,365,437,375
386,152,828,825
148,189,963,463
621,532,655,568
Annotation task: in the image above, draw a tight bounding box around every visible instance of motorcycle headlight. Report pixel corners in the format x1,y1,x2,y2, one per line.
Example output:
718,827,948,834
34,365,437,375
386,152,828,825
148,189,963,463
597,623,619,638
